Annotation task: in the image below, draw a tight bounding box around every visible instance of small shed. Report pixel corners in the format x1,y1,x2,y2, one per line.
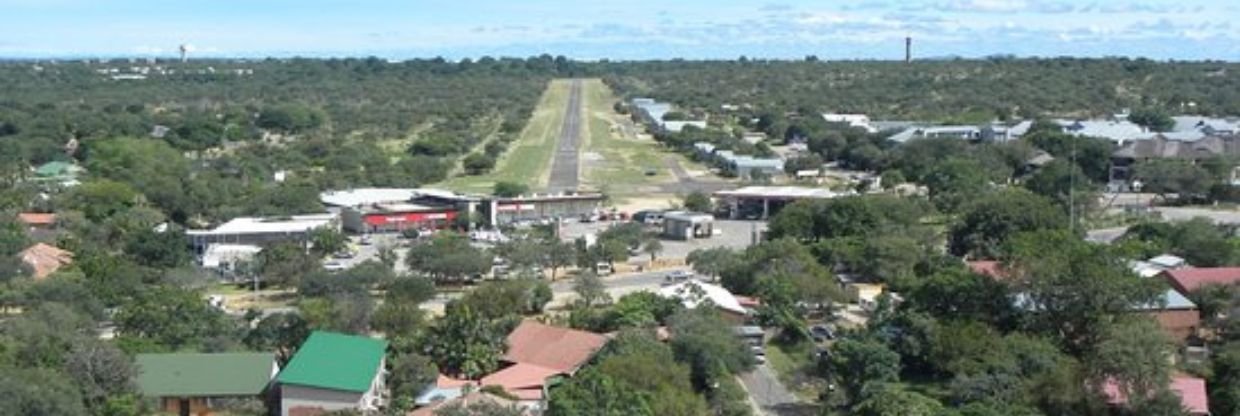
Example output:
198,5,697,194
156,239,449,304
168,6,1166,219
661,211,714,240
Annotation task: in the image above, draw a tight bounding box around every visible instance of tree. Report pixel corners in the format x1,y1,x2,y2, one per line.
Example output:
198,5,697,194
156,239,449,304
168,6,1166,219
406,233,493,283
546,367,654,416
851,383,944,416
0,367,89,416
682,191,712,213
573,271,611,308
124,229,190,268
309,228,348,256
828,338,901,402
685,247,738,282
1135,159,1214,199
83,137,191,220
1128,108,1175,132
462,153,495,175
1005,230,1163,353
594,331,708,416
1210,343,1240,416
244,312,310,365
493,181,529,197
113,287,237,350
667,307,755,387
63,340,136,410
1088,317,1175,411
783,153,825,175
1023,159,1097,217
424,303,506,379
389,352,438,407
435,400,528,416
257,242,316,287
642,238,663,262
948,189,1067,259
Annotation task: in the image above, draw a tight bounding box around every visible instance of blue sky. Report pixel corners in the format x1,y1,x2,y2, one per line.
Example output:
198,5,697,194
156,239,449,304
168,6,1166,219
1,0,1237,60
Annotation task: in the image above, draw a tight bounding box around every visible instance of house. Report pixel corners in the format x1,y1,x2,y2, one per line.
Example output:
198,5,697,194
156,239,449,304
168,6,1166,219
1056,119,1150,144
186,213,340,252
477,321,609,407
136,352,278,416
1162,267,1240,296
1111,135,1240,183
409,391,529,416
822,113,876,133
659,280,748,322
19,242,73,279
1103,375,1209,416
1173,116,1240,136
17,212,56,229
31,161,84,187
278,331,388,416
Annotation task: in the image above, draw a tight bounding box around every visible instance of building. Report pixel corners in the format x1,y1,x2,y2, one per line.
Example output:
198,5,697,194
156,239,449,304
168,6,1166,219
409,391,529,416
725,156,784,179
714,186,843,219
277,331,388,416
1162,267,1240,295
631,98,707,133
1173,116,1240,136
659,280,748,323
1103,375,1209,416
662,211,714,240
822,113,876,133
19,242,72,279
413,374,477,408
200,244,263,272
1056,119,1151,144
324,188,477,233
17,212,56,229
187,213,339,251
847,283,887,311
479,321,609,407
480,193,606,226
1111,134,1240,183
31,161,84,187
136,352,278,416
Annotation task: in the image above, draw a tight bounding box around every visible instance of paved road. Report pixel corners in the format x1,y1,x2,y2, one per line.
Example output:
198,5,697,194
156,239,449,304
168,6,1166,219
659,156,735,194
548,79,584,193
739,364,808,416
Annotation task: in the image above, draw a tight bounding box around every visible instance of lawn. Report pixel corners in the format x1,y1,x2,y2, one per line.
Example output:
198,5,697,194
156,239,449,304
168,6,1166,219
438,79,571,194
579,78,699,200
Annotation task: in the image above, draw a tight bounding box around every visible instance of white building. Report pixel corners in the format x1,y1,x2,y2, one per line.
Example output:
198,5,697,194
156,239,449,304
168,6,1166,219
186,213,339,250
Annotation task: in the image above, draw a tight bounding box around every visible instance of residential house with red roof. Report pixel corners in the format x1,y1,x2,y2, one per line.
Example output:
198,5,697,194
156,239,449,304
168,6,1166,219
19,242,73,279
1103,375,1209,415
417,321,608,413
1162,267,1240,295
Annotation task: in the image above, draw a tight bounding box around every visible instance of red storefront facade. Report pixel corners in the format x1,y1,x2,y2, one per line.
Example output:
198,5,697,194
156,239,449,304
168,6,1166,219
361,210,457,232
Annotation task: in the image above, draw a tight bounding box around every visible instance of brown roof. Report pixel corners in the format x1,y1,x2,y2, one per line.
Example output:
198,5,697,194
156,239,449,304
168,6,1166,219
1162,267,1240,294
1114,134,1240,160
408,391,528,416
19,243,72,279
479,363,559,392
967,260,1011,280
503,321,608,375
1148,309,1201,342
17,213,56,226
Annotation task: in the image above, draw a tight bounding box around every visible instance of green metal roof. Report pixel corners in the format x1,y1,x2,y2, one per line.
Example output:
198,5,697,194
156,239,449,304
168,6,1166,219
136,352,277,397
34,161,76,177
277,331,387,393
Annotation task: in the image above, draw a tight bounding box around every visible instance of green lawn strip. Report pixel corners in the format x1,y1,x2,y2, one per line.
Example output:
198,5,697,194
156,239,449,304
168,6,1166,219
766,339,827,402
580,79,677,194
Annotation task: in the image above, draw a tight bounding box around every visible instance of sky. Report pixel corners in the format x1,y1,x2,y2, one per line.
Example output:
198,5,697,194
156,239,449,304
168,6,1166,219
1,0,1238,61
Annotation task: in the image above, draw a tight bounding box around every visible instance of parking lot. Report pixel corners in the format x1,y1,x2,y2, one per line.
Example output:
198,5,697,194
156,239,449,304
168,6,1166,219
557,218,767,259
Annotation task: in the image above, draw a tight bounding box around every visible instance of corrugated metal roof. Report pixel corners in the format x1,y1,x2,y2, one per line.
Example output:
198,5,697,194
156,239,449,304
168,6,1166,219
137,352,276,397
277,331,387,393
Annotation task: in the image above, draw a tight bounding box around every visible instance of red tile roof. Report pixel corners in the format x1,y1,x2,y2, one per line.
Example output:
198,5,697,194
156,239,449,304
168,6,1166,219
967,260,1011,280
19,243,72,279
1162,267,1240,294
479,363,559,392
503,321,608,375
17,213,55,226
435,373,476,389
1103,375,1209,415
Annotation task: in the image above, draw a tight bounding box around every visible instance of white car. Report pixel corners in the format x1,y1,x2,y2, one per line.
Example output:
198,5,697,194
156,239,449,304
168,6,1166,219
324,261,347,271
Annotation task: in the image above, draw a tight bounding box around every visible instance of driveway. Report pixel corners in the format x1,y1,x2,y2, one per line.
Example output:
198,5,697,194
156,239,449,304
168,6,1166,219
739,363,814,415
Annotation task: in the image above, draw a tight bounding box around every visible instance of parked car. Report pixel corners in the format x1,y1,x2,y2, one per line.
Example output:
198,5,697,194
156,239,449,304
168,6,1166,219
332,250,355,259
751,345,766,364
595,262,614,275
664,270,694,285
809,324,835,342
324,261,347,271
358,235,373,245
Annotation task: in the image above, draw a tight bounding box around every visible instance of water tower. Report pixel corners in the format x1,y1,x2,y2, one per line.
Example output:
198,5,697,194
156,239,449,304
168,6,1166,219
179,44,189,63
